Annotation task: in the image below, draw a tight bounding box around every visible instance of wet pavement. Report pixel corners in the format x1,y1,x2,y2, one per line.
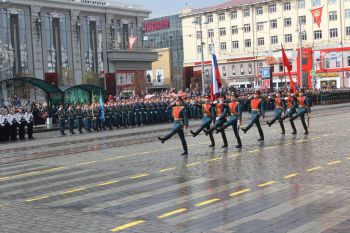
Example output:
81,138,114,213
0,104,350,233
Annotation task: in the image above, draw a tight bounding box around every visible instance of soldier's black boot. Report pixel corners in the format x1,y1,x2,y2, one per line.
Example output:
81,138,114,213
290,119,297,134
279,120,285,134
208,133,215,147
181,141,188,156
190,130,197,137
157,137,165,143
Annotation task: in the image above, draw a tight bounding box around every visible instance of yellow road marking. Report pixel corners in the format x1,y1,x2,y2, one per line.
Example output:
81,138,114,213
323,134,332,137
0,176,10,180
207,157,222,162
310,137,320,140
327,160,342,165
46,167,67,172
249,149,260,153
347,157,350,160
186,162,201,167
60,187,86,195
230,189,251,196
228,153,239,158
158,208,187,219
1,166,66,180
307,166,322,172
159,167,176,173
257,181,276,187
283,173,299,179
77,161,96,166
284,143,292,145
298,140,306,143
266,146,276,149
96,180,119,187
25,195,49,202
195,198,221,207
130,173,150,179
110,220,145,232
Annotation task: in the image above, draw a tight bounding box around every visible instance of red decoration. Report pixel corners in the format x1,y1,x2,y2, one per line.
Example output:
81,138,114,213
311,7,323,28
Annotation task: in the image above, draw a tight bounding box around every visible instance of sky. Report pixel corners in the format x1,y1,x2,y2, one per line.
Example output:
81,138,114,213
119,0,226,18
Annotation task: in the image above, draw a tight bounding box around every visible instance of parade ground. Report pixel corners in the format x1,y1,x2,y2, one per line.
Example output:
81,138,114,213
0,104,350,233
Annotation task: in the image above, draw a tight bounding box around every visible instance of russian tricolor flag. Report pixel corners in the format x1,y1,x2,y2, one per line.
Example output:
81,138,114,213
210,47,222,101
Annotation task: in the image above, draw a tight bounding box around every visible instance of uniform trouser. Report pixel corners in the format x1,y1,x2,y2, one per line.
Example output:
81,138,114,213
281,109,296,121
289,108,308,133
68,118,75,133
77,117,83,132
19,123,26,139
100,118,105,130
59,118,65,135
85,118,92,131
105,116,111,129
162,122,188,152
193,117,215,145
10,123,18,140
27,122,33,138
207,119,228,146
114,114,121,127
217,115,242,146
1,124,9,141
93,118,99,130
269,109,285,132
109,115,115,128
245,112,264,139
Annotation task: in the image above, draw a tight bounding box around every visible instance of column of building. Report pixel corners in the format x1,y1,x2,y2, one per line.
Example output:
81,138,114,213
30,6,44,80
70,10,82,85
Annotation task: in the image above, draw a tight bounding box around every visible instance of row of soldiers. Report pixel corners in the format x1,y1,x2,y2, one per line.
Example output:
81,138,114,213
158,89,312,155
0,108,34,142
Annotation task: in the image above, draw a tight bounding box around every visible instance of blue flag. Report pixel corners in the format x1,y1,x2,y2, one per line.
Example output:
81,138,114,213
99,92,105,120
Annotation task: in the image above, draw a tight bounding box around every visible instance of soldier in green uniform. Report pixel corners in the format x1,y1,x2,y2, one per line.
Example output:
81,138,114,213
66,105,76,134
56,105,66,136
85,105,93,132
76,105,84,134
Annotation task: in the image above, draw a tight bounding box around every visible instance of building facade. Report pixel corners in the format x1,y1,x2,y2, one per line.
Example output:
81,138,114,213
143,14,184,91
181,0,350,90
0,0,157,99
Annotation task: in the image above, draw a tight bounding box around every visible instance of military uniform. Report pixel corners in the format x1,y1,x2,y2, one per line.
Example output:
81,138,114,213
17,110,27,140
76,107,84,133
158,98,189,155
66,107,76,134
56,107,66,135
289,91,311,134
25,110,34,139
267,92,287,134
85,107,93,132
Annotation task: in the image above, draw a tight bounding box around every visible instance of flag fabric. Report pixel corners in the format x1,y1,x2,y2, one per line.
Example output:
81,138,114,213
210,47,222,101
281,45,297,94
311,7,323,28
99,91,105,120
129,36,138,51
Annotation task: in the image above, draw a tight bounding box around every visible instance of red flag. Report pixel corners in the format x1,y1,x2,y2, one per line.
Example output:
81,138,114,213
311,7,323,28
281,45,297,94
129,36,138,51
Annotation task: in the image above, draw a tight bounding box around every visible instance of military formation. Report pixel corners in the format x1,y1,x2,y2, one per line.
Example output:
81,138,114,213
159,89,315,155
0,107,34,142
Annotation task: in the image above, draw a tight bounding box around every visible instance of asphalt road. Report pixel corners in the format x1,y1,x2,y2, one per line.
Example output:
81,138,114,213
0,103,350,233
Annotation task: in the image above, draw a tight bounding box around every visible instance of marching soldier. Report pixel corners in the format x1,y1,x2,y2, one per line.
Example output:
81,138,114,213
190,95,215,147
281,91,298,134
76,105,84,134
158,96,189,156
215,93,242,148
66,105,76,134
56,105,66,136
85,105,93,132
203,95,229,148
289,90,311,135
266,91,286,134
17,108,27,140
9,109,18,141
241,90,265,141
25,108,34,139
93,104,100,131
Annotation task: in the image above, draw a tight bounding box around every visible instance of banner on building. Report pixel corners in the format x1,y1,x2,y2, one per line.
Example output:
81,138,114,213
311,7,323,28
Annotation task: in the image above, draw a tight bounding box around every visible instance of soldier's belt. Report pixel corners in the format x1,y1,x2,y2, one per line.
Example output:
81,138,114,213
230,113,238,115
251,109,259,111
203,114,211,117
174,118,183,121
298,105,306,108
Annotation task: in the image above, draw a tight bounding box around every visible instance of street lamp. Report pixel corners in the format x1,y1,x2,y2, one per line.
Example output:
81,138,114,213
193,15,206,95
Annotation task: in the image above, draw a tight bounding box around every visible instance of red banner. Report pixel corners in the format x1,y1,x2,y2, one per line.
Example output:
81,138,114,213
311,7,323,28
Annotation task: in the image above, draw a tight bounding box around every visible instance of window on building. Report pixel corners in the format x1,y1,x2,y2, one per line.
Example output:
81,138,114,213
325,58,331,68
232,26,238,34
313,0,321,6
285,34,292,43
258,37,264,46
222,65,227,76
196,31,202,39
240,64,244,75
271,36,278,44
279,63,284,72
257,22,264,31
232,40,239,48
284,2,291,11
209,43,213,51
248,63,253,74
314,30,322,39
299,15,306,25
270,19,277,29
328,0,336,4
256,6,263,15
269,4,276,13
298,0,305,8
208,30,214,38
220,42,227,51
219,13,225,21
231,10,237,19
346,26,350,36
345,9,350,18
232,65,236,75
243,8,250,17
348,56,350,66
245,39,251,48
329,11,338,21
207,14,213,23
197,45,202,53
220,28,226,36
284,18,291,27
330,28,338,38
244,24,251,33
301,32,307,40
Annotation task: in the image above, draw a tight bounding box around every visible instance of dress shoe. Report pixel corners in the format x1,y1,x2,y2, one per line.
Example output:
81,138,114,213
266,121,271,127
257,138,264,141
181,151,188,156
157,137,165,143
241,128,247,134
221,144,228,148
304,131,309,135
190,130,197,137
292,131,297,135
281,131,285,134
209,144,215,148
236,144,242,148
